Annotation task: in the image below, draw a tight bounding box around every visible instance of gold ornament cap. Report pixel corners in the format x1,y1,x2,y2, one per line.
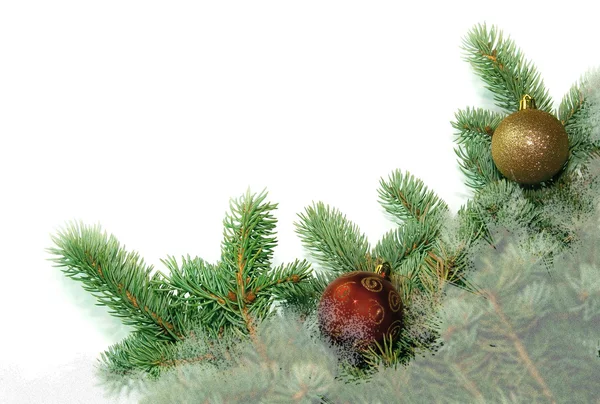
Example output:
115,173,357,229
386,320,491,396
491,95,569,185
519,94,536,110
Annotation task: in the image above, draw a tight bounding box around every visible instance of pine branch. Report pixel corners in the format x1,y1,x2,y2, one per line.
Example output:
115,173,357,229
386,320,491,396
278,269,334,320
391,252,428,299
423,241,479,296
558,80,585,125
484,291,556,403
222,189,278,281
162,191,313,341
49,222,181,341
295,202,371,274
99,332,181,378
220,190,280,346
98,325,238,382
462,23,552,113
253,259,313,307
373,220,437,271
452,108,504,191
470,180,540,228
562,71,600,173
455,140,503,191
162,256,242,339
378,169,448,225
457,199,493,246
51,191,317,381
452,107,504,144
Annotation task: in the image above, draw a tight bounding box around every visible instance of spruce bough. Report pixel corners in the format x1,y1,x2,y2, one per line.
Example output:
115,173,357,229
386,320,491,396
48,23,600,401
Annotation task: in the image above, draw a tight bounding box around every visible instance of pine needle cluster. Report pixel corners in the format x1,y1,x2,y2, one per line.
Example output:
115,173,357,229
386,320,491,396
135,172,600,403
49,190,313,378
392,201,600,403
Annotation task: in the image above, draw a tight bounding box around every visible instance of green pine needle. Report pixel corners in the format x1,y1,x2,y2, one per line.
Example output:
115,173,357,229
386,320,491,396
99,332,179,378
452,107,504,145
295,202,371,274
559,80,585,125
454,139,503,191
378,170,448,225
462,23,552,113
50,191,316,377
221,189,278,279
49,222,181,342
374,220,437,271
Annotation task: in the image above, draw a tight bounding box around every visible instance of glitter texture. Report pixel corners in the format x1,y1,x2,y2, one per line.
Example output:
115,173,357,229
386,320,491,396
491,109,569,185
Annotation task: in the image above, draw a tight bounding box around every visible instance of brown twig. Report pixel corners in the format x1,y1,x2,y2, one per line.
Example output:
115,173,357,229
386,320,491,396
486,291,556,404
561,90,585,125
452,362,486,403
86,252,181,339
235,205,269,364
481,48,504,70
462,122,494,136
158,353,217,368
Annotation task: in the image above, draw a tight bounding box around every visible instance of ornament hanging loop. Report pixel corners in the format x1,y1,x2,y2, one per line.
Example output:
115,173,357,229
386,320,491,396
375,262,391,279
519,94,536,110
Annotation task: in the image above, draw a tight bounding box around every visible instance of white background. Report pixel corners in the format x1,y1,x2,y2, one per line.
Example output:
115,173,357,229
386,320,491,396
1,1,599,403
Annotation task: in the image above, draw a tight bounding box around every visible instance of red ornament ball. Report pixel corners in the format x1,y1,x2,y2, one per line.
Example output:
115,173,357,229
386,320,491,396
317,271,404,350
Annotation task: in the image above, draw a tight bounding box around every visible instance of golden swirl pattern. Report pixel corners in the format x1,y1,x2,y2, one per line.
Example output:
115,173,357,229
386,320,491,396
368,299,385,324
361,276,383,292
353,339,370,350
386,319,403,339
333,281,355,301
389,290,402,312
339,271,360,278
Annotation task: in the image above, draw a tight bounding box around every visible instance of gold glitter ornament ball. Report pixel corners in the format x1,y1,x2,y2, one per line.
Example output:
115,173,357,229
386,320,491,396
491,95,569,185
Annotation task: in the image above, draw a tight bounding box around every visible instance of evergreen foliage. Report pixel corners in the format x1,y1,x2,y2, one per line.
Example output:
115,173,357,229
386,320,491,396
453,24,600,257
47,23,600,402
135,197,600,403
561,69,600,172
49,190,313,377
461,23,552,114
294,169,481,376
49,223,184,342
295,202,371,275
394,203,600,403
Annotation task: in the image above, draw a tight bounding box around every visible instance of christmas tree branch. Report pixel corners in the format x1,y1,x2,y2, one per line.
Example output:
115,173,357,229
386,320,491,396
452,107,504,191
452,107,504,144
373,220,436,270
423,243,478,295
162,191,313,344
49,222,181,341
484,290,556,404
222,189,278,280
162,256,242,336
470,180,540,228
457,199,493,246
559,80,585,125
276,270,331,319
253,259,311,302
563,71,600,172
49,191,318,380
99,332,180,378
451,362,485,403
295,202,371,273
455,140,503,190
378,170,448,224
462,23,552,113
